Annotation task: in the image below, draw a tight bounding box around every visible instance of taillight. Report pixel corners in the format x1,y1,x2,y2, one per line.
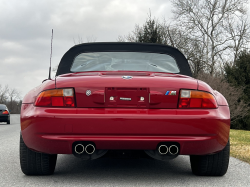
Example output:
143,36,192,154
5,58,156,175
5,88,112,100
178,90,217,109
2,110,9,114
35,88,75,107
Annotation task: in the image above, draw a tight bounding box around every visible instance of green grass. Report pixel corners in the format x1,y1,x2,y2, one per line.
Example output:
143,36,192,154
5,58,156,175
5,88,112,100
230,129,250,164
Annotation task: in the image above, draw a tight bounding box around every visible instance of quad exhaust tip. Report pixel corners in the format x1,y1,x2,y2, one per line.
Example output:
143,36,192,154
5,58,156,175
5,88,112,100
158,145,168,154
158,144,179,155
169,145,179,155
75,144,85,154
85,144,95,154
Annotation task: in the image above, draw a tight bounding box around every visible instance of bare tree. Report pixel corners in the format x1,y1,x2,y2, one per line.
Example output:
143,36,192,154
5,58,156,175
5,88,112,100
0,84,9,103
171,0,249,74
0,84,21,113
8,88,20,112
73,35,97,45
225,15,250,65
118,25,143,42
73,35,84,45
86,35,97,43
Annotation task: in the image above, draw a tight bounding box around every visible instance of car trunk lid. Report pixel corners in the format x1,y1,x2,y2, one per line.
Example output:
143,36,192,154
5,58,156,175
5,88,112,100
55,72,198,109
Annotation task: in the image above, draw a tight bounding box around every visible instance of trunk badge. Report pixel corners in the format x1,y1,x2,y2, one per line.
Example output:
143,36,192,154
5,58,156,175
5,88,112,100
122,76,133,80
86,90,91,96
165,91,176,95
120,97,131,101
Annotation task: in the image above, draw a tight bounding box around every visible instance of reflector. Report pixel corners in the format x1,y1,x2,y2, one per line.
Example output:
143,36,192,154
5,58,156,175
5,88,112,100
181,90,190,98
64,97,75,107
63,89,73,96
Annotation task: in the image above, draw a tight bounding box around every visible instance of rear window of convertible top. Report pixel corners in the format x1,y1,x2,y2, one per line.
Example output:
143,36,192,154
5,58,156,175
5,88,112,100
70,52,180,73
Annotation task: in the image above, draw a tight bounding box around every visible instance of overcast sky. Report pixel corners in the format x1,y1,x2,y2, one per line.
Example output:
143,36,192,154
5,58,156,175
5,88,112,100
0,0,174,98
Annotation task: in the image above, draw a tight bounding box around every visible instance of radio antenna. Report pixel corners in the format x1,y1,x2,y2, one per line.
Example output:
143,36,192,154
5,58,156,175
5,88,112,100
48,29,53,80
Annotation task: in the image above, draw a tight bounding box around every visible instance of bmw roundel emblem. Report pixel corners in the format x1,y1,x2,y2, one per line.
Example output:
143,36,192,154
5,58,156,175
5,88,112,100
122,76,133,80
86,90,91,96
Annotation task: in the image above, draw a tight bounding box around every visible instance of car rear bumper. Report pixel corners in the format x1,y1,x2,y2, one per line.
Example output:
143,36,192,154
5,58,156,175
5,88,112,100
0,115,9,122
21,104,230,155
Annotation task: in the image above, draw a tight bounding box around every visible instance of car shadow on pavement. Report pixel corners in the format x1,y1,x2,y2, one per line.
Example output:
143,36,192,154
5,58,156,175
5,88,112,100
50,154,193,182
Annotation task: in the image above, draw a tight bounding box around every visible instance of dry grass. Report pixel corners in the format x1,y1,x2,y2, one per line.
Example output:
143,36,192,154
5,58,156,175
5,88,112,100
230,129,250,164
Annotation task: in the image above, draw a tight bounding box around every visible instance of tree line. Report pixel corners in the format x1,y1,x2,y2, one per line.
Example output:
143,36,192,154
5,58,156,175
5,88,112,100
118,0,250,130
0,84,21,114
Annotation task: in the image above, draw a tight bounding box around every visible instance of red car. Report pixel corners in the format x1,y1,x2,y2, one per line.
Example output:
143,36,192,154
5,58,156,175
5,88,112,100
20,42,230,176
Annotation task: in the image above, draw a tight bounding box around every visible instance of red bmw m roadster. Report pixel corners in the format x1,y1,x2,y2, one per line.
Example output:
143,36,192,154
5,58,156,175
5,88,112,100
20,42,230,176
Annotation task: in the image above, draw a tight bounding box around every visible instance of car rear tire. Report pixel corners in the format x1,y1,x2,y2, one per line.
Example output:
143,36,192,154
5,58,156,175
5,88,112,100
7,120,10,124
19,135,57,175
190,140,230,176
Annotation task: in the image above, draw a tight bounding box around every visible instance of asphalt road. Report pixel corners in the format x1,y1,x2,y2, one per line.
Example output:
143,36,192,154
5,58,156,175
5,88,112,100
0,114,250,187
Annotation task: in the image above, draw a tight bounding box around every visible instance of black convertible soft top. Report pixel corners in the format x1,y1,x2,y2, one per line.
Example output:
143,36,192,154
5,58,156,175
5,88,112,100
56,42,192,77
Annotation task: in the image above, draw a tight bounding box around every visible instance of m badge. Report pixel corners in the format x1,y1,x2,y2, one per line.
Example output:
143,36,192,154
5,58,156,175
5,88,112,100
165,91,176,95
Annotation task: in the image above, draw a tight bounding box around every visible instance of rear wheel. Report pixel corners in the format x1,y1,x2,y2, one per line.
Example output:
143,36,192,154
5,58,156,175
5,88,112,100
190,140,230,176
7,120,10,124
19,135,57,175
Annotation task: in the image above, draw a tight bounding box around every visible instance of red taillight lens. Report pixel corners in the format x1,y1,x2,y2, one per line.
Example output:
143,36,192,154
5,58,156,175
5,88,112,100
2,110,9,114
35,88,75,107
178,90,217,109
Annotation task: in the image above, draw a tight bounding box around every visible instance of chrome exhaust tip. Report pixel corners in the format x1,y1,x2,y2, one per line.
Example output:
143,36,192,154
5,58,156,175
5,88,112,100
85,144,95,154
158,145,168,154
169,145,179,155
75,144,85,154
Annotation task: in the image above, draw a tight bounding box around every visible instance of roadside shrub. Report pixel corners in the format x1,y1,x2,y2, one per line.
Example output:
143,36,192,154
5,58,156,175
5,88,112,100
224,51,250,130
